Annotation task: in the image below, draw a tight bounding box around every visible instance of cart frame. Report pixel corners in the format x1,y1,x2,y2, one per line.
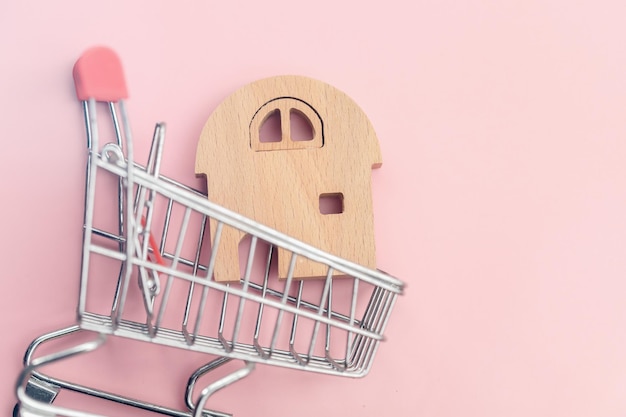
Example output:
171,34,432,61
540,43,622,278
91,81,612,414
15,46,404,417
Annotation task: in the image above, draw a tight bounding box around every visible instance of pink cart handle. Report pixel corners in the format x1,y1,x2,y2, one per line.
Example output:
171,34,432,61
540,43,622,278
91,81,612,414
73,46,128,101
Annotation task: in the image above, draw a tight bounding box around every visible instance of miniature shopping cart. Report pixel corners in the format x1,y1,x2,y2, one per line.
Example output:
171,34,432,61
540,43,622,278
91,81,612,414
15,47,405,417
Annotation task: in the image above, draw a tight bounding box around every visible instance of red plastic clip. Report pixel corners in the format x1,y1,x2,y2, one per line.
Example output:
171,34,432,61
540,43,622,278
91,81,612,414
141,216,165,267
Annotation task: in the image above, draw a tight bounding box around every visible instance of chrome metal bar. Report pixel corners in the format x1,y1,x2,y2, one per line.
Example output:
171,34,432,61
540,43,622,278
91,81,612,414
231,236,257,348
269,254,297,354
108,102,123,147
78,99,100,318
252,245,273,358
109,102,125,250
188,221,223,343
185,357,232,415
193,362,255,417
324,276,333,353
160,198,175,255
345,278,359,364
109,101,136,329
307,267,334,361
217,288,230,351
288,281,305,365
182,214,208,323
156,206,192,331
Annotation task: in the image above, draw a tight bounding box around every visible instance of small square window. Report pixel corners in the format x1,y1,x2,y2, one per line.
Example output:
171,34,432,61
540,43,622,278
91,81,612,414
319,193,344,214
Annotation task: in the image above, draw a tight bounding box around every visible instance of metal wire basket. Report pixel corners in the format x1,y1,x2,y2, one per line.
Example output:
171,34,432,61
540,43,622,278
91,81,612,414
15,47,405,417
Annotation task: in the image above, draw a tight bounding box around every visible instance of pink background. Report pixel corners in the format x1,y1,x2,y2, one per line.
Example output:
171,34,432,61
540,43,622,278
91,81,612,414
2,1,626,416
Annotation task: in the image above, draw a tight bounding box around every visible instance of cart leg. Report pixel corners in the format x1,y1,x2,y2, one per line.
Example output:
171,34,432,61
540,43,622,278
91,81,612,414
185,358,255,417
16,326,106,417
16,326,233,417
13,376,59,417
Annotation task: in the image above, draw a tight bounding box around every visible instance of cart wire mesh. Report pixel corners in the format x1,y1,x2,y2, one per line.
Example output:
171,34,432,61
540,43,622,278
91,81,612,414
15,46,405,417
80,97,403,376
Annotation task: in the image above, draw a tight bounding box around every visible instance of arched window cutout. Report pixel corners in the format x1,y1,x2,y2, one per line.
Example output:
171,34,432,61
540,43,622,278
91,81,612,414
290,109,314,142
250,98,323,151
259,109,282,143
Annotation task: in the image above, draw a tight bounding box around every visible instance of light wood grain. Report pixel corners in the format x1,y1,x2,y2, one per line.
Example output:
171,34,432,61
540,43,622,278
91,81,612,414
196,76,382,281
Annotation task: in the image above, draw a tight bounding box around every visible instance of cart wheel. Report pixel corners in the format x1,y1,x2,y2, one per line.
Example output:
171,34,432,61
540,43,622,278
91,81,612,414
12,403,19,417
